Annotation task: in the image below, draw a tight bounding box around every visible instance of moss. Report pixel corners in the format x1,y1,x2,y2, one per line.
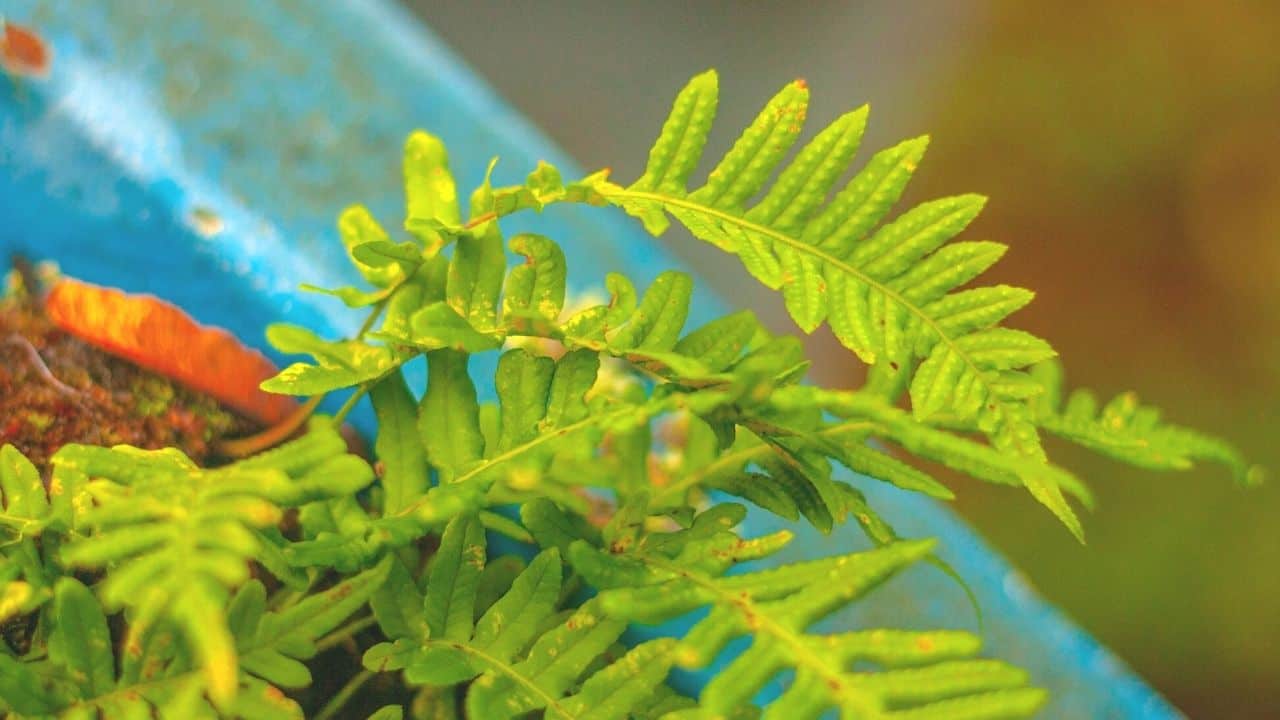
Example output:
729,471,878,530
130,375,175,417
22,412,53,432
0,293,262,475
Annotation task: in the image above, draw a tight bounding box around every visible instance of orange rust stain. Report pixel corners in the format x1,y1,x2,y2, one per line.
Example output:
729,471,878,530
43,279,298,426
263,684,291,707
1,22,51,79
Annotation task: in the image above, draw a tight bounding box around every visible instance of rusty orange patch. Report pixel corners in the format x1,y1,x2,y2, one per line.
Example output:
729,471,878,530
1,22,51,79
43,279,298,426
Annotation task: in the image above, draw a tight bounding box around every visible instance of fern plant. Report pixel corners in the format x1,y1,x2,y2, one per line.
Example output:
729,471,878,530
0,71,1259,719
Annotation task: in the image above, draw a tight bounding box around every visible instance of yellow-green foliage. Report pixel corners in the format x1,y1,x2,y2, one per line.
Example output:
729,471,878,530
0,72,1258,719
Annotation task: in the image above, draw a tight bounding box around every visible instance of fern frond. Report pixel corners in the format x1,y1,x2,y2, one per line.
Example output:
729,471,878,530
771,386,1095,507
0,561,388,719
561,72,1093,537
568,506,1044,719
49,421,372,707
364,515,688,720
1029,361,1263,485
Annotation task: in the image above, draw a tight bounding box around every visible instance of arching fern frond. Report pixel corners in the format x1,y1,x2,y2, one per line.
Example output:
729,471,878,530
567,504,1044,719
597,71,1040,390
575,72,1085,537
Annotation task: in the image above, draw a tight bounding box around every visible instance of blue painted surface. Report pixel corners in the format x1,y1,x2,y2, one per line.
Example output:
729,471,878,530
0,2,1179,716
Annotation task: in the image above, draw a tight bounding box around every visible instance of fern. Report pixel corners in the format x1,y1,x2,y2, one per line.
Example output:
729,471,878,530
49,421,373,707
1028,361,1262,484
561,71,1081,536
0,562,387,719
565,503,1042,719
363,514,687,719
0,69,1260,719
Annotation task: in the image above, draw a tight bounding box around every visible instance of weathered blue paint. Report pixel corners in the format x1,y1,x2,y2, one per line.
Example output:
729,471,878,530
0,2,1179,716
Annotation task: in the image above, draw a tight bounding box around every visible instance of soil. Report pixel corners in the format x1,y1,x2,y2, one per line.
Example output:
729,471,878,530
0,292,262,474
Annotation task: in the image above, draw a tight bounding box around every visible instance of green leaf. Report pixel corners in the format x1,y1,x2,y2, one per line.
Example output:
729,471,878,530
827,442,954,500
352,240,425,271
1030,360,1263,486
542,349,601,429
557,639,679,720
474,554,527,619
49,577,115,698
240,648,311,690
228,580,268,646
1,442,49,521
912,329,1056,419
472,549,562,662
672,310,760,373
372,370,431,514
407,303,503,353
712,472,800,521
370,554,429,643
420,350,485,484
495,349,556,451
338,205,405,288
465,599,627,719
404,130,463,232
424,515,486,642
299,282,391,308
262,335,407,395
606,271,693,352
570,75,1120,537
578,520,1039,719
805,135,929,253
688,79,808,212
630,69,718,199
0,655,55,715
51,430,369,707
521,498,600,558
257,557,392,659
918,286,1036,354
503,234,567,322
447,222,506,330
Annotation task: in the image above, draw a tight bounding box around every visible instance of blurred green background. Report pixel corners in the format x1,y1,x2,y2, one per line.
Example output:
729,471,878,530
414,2,1279,716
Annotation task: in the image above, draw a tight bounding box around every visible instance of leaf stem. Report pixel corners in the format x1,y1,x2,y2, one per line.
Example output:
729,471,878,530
314,668,374,720
357,297,390,338
215,395,323,458
332,385,370,426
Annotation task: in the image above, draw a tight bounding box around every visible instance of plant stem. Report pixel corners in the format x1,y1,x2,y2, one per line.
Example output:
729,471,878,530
216,394,323,458
332,385,369,425
357,296,390,338
314,668,374,720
